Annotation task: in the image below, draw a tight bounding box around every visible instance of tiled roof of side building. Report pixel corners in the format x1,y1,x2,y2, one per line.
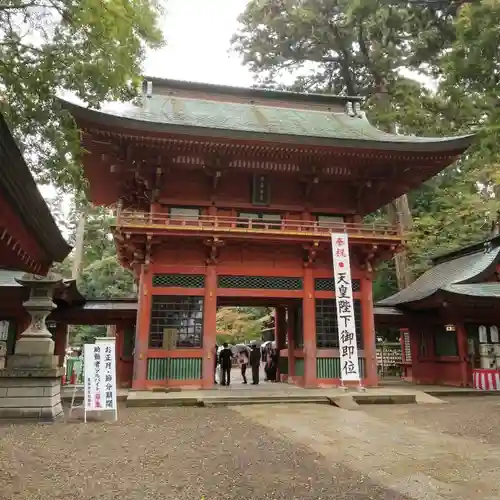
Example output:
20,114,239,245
377,236,500,307
60,79,475,153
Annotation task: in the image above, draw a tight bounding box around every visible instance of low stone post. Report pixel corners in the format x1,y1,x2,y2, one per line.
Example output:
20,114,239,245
0,273,64,421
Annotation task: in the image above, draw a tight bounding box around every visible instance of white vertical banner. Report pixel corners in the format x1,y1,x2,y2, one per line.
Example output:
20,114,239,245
83,340,118,422
331,233,361,382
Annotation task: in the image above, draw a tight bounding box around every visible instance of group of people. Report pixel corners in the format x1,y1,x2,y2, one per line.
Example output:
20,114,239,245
214,342,280,387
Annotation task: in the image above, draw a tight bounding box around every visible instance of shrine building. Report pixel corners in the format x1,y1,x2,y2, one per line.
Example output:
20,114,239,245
0,113,73,354
62,78,473,390
0,114,71,274
378,234,500,387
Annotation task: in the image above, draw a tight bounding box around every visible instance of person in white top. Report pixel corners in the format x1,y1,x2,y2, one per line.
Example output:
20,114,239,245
238,350,249,384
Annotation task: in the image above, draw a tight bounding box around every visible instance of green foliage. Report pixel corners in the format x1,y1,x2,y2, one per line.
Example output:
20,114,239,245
216,307,271,343
0,0,164,191
71,325,107,346
76,205,135,298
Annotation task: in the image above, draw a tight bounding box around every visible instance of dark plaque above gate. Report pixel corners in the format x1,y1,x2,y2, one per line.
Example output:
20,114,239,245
251,173,271,206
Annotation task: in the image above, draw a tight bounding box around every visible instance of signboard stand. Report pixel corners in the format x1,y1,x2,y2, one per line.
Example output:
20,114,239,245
68,338,118,423
68,383,85,422
331,232,365,392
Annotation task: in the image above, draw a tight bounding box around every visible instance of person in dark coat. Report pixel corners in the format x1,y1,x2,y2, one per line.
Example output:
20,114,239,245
219,342,233,386
249,344,261,385
268,348,279,382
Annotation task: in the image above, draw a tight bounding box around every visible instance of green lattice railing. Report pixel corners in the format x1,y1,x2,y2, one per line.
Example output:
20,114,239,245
152,274,205,288
295,359,305,377
316,357,365,379
314,278,361,292
147,358,202,380
218,275,303,290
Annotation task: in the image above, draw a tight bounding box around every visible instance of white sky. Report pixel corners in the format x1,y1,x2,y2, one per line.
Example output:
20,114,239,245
144,0,254,87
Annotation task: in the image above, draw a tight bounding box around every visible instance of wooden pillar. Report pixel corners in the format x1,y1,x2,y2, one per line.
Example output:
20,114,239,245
54,322,68,367
361,275,378,386
276,307,287,349
456,321,469,387
303,267,317,387
202,265,217,388
132,265,152,390
287,305,295,380
275,306,287,382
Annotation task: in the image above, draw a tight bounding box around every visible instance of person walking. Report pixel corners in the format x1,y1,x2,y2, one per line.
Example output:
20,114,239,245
219,343,233,386
238,349,249,384
249,344,261,385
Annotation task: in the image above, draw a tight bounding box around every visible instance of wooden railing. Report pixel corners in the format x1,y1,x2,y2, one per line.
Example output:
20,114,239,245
114,210,402,240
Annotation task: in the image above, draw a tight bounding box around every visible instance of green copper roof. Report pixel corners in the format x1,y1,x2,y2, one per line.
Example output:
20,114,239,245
378,237,500,306
61,85,474,152
444,283,500,298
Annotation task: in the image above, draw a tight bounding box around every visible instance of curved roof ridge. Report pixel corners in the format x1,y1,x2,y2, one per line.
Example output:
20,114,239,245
377,245,500,306
143,76,363,105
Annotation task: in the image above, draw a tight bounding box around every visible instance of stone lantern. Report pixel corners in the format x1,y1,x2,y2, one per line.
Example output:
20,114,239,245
0,273,64,421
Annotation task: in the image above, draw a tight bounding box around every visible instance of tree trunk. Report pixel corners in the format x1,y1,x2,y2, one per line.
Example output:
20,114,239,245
71,209,87,285
388,195,413,290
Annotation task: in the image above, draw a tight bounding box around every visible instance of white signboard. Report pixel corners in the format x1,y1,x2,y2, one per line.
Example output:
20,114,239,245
0,320,9,341
331,233,361,382
83,341,118,422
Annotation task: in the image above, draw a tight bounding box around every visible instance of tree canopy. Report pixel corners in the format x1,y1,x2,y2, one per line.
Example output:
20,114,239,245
0,0,164,191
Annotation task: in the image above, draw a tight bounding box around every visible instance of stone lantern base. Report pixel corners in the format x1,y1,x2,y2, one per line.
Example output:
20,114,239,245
0,366,64,420
0,273,64,422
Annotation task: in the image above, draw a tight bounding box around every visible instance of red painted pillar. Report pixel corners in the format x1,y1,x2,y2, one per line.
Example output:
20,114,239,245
275,306,287,382
276,307,287,349
303,267,317,388
114,323,124,387
54,322,68,367
202,265,217,388
456,321,469,387
287,306,296,380
132,265,152,390
361,275,378,386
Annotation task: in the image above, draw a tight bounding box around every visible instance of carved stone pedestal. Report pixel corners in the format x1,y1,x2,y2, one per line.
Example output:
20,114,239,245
0,273,64,421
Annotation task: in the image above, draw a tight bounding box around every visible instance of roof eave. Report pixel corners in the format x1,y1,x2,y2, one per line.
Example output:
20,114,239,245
62,99,476,154
0,115,72,264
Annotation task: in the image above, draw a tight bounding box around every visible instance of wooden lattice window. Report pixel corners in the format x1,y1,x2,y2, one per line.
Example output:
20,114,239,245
237,212,282,230
152,274,205,288
218,275,303,290
149,296,203,349
169,207,200,221
315,299,363,349
314,278,361,292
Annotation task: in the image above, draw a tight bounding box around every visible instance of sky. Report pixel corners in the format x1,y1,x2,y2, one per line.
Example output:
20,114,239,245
144,0,254,87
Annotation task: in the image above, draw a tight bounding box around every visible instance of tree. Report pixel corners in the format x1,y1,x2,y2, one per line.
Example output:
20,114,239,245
216,307,271,343
0,0,164,191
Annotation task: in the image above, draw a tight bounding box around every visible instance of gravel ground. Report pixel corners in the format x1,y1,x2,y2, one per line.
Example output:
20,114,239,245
0,405,408,500
361,395,500,446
